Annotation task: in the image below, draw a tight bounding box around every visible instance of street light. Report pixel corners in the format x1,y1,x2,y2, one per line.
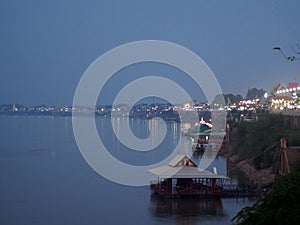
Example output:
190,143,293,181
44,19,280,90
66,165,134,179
273,46,300,61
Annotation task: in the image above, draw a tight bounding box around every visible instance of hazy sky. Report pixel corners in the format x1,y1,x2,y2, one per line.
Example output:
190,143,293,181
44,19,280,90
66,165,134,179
1,0,300,105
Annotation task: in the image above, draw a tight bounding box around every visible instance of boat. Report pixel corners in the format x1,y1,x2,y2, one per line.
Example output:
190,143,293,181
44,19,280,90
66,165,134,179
187,120,227,152
148,155,228,198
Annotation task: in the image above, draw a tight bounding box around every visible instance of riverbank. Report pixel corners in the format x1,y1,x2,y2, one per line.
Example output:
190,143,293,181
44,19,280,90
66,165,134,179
221,150,275,186
221,127,275,186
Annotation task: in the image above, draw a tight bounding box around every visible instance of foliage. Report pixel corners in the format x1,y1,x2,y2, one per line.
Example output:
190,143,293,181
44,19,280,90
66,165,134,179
294,161,300,172
236,114,298,167
284,129,300,146
232,172,300,225
245,88,266,100
253,155,263,170
212,93,243,106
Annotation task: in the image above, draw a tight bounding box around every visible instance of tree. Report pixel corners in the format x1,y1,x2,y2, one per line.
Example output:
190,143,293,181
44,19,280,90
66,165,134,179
245,88,266,100
212,94,243,106
232,172,300,225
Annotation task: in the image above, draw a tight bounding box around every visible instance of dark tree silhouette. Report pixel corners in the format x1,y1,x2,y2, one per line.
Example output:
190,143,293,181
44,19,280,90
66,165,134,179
232,172,300,225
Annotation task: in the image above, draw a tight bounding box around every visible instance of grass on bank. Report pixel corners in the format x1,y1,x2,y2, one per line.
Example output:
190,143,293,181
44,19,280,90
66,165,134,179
235,113,300,170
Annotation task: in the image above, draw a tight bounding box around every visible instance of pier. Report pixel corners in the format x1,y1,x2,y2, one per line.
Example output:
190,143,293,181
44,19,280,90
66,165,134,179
221,185,258,197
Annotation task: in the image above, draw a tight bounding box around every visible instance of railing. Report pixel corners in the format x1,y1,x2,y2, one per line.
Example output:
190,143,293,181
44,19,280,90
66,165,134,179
151,182,258,197
270,110,300,117
282,110,300,117
150,180,158,185
176,183,204,196
150,183,172,196
174,183,222,196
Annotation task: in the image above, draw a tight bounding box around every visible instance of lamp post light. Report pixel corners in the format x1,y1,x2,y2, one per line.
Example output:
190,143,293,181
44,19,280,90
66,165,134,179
273,46,300,61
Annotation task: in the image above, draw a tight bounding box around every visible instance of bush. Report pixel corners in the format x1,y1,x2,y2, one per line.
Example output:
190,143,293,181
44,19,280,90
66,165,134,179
253,155,263,170
232,172,300,225
236,114,295,163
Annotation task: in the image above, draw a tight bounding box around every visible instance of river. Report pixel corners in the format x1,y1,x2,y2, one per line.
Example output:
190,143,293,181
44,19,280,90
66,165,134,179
0,115,254,225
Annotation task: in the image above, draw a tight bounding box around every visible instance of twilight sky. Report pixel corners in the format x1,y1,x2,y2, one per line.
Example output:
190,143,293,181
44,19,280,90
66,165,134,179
0,0,300,106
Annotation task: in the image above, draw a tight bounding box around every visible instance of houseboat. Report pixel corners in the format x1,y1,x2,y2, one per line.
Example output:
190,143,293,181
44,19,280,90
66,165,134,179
187,120,227,152
148,155,228,198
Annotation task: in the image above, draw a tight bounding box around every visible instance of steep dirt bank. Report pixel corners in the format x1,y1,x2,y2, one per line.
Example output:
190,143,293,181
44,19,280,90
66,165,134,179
230,155,275,186
221,127,275,186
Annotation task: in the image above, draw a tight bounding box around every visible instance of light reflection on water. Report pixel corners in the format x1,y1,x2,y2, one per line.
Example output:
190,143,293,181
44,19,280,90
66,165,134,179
0,116,254,225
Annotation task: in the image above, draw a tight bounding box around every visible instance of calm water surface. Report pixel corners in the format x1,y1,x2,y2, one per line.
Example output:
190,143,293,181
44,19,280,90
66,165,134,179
0,116,254,225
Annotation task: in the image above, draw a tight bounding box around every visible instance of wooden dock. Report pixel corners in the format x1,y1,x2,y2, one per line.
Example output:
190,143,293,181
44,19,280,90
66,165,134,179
221,185,258,197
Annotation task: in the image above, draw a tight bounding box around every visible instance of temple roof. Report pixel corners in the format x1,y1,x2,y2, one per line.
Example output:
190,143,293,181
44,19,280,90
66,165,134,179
148,154,228,179
167,154,197,167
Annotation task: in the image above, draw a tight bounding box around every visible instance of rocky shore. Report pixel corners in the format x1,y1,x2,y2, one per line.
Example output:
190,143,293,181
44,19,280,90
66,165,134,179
231,154,275,186
221,149,275,186
221,128,276,187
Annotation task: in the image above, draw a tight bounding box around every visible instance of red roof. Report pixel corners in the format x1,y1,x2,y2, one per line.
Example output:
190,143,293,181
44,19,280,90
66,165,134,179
288,82,299,89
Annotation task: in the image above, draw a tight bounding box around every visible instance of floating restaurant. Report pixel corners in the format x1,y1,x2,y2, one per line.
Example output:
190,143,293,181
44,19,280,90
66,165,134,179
148,155,228,198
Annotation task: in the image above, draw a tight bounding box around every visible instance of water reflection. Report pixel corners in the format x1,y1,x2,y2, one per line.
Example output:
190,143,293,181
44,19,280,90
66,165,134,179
226,157,251,185
96,117,187,166
150,193,225,225
0,116,255,225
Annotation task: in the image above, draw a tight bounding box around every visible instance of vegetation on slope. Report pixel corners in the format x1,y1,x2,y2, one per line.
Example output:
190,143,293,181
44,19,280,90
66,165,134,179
232,172,300,225
235,113,300,170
